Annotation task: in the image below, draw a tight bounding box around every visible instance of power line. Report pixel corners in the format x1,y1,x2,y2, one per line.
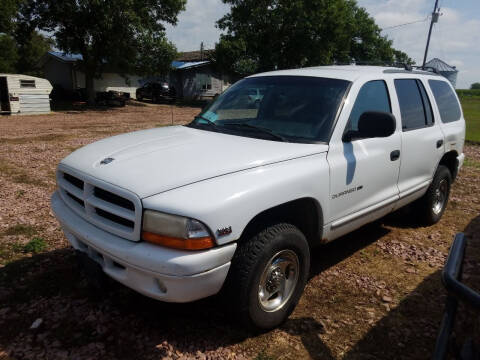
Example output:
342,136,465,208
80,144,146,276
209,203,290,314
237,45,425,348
382,17,429,31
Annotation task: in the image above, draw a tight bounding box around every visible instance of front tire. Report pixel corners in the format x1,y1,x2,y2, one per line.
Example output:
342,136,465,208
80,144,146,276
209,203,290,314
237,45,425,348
225,223,310,330
418,165,452,225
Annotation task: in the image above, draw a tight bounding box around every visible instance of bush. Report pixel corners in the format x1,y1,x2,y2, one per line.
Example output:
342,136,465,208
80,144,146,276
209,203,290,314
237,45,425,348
456,89,480,98
23,237,47,254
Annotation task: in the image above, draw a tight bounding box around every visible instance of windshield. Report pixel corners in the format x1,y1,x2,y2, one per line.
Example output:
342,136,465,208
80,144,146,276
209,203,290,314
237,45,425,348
188,76,350,143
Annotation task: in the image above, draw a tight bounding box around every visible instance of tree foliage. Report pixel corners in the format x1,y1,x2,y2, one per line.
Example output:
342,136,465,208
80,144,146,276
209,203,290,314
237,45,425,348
20,0,186,102
471,82,480,90
215,0,412,75
0,34,19,73
0,0,53,76
0,0,19,34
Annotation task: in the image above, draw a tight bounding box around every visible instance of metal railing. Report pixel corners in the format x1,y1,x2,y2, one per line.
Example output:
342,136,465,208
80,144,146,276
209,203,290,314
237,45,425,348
433,233,480,360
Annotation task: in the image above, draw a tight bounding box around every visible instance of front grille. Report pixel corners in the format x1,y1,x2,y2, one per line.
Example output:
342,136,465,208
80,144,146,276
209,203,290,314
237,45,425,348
57,167,142,241
67,192,85,207
64,173,84,190
95,208,135,228
94,187,135,211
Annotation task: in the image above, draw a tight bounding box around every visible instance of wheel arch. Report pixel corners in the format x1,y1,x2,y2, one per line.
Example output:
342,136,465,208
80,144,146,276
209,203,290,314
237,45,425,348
239,197,323,248
438,150,459,181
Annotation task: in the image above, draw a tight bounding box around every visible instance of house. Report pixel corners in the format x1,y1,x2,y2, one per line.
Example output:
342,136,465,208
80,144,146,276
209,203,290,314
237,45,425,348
42,50,233,101
171,50,232,100
41,51,142,99
424,58,458,88
0,74,52,115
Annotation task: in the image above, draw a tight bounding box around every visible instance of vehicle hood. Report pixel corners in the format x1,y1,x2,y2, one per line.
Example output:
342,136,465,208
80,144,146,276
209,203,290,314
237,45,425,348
61,126,328,198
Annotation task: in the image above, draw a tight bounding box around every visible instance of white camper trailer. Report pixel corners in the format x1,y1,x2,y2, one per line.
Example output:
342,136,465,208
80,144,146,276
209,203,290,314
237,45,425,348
0,74,53,115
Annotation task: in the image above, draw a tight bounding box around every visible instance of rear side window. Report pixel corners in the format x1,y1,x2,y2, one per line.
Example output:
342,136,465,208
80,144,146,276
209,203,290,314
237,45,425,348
346,80,391,132
394,79,434,131
428,80,461,123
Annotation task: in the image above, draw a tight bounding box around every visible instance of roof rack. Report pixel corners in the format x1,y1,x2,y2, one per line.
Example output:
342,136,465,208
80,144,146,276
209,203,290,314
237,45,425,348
412,65,439,74
353,61,413,71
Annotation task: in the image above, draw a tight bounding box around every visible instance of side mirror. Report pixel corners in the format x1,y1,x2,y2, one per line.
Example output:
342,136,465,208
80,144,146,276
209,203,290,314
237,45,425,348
343,111,396,142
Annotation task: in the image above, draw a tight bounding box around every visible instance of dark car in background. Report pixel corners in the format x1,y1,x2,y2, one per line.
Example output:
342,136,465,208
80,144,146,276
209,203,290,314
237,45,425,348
136,82,176,103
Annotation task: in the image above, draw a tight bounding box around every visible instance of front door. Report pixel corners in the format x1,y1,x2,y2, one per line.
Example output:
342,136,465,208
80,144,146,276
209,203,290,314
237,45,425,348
0,77,10,112
327,80,401,236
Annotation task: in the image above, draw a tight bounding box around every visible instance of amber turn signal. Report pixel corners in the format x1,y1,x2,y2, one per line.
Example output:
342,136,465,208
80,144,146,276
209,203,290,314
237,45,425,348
142,231,214,250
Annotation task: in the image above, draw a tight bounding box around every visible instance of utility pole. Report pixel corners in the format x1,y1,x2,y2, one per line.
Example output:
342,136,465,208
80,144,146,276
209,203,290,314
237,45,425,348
422,0,441,68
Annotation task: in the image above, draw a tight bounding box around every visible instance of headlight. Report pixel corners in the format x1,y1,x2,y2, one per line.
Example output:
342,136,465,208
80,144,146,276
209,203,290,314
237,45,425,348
142,210,214,250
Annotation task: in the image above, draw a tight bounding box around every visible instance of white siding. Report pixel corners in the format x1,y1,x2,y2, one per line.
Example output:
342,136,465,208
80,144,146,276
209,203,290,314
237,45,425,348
0,74,52,114
74,71,141,99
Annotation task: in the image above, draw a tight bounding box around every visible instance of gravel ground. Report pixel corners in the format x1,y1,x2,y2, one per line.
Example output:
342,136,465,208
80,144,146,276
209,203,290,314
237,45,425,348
0,104,479,359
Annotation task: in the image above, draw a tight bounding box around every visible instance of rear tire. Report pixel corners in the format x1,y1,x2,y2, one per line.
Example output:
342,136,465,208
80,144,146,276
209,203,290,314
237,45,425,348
225,223,310,330
418,165,452,225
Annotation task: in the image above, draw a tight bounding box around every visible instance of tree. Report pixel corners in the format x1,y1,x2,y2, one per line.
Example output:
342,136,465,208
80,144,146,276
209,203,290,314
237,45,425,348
471,83,480,90
0,34,19,73
22,0,186,103
16,32,54,76
215,0,412,75
0,0,19,34
0,0,53,75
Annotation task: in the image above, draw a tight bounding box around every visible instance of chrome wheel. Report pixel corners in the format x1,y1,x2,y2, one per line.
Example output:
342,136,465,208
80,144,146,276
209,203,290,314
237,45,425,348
432,179,448,215
258,250,299,312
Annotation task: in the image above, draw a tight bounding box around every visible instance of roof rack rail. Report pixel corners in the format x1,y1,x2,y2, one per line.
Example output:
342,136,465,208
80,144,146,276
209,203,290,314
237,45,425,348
351,61,413,71
412,65,439,74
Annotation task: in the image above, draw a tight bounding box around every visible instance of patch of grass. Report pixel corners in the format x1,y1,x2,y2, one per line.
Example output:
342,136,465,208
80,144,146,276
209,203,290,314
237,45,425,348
255,351,276,360
0,158,47,187
15,189,26,199
464,158,480,169
3,224,37,237
460,96,480,143
23,237,47,254
0,133,68,144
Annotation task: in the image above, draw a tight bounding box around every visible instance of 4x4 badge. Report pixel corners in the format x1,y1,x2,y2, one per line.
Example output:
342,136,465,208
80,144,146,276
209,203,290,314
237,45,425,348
100,157,115,165
217,226,232,236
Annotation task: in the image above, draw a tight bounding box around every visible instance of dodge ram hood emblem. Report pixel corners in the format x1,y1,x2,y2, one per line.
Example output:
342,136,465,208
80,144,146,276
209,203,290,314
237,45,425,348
100,157,115,165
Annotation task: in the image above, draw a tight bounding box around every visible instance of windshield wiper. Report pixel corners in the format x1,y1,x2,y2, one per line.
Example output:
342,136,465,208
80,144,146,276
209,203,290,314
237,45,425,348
223,123,289,142
192,115,221,128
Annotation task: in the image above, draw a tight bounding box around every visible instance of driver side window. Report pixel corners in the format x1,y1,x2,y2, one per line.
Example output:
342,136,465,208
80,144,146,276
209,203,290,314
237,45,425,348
346,80,391,132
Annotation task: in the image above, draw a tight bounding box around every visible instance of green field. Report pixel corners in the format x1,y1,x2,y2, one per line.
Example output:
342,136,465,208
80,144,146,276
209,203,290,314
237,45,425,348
458,91,480,143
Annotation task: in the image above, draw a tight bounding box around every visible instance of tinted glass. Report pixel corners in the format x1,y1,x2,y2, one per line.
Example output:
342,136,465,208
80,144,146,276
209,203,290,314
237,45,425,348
347,80,391,132
429,80,461,123
395,79,429,130
191,76,350,142
417,80,434,126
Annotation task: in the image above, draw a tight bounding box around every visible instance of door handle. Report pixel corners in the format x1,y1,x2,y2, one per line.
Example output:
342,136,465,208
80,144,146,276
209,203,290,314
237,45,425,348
437,139,444,148
390,150,400,161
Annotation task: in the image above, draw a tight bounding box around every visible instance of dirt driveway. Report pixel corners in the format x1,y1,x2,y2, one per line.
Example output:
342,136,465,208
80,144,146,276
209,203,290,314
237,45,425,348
1,105,479,359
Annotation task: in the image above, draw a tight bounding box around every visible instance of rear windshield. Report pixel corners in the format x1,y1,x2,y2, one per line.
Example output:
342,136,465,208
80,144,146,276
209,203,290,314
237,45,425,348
189,76,350,143
428,80,461,123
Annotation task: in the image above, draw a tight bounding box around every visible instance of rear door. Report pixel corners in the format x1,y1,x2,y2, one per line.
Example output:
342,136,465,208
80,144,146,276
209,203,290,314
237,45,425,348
394,78,444,200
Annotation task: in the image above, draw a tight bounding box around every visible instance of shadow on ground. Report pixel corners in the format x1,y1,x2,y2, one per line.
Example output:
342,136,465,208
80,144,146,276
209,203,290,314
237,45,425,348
1,216,478,359
286,215,480,360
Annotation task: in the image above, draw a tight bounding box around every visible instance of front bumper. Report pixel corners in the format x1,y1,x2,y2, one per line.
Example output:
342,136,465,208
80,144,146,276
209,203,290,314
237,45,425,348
51,191,236,302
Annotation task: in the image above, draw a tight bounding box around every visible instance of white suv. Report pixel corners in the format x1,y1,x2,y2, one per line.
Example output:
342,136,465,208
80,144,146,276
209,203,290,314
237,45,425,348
51,65,465,330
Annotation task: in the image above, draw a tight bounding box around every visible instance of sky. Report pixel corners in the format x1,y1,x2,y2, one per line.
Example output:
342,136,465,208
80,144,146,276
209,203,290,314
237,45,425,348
165,0,480,89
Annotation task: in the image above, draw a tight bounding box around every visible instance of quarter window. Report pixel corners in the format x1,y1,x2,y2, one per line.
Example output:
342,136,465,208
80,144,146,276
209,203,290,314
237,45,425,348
394,79,433,131
428,80,461,123
346,80,391,132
